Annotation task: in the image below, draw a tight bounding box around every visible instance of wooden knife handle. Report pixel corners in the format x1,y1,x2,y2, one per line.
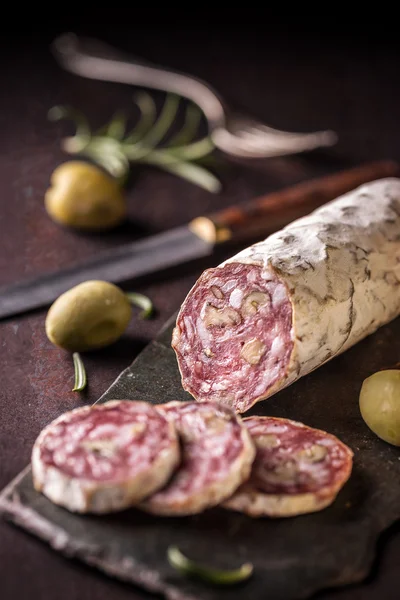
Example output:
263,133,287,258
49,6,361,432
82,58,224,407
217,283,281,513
189,160,400,244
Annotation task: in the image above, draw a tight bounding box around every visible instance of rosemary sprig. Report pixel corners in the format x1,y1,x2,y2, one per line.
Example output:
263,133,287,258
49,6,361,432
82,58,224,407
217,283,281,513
126,293,153,319
72,352,87,392
139,93,180,149
105,110,127,140
124,92,157,144
167,546,253,586
49,93,221,193
168,103,203,147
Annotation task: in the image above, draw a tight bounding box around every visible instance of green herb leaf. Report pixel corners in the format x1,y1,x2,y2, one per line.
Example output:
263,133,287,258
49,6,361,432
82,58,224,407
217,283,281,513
124,92,157,144
139,93,180,149
166,137,215,161
50,94,221,193
169,103,202,147
106,111,128,140
167,546,253,586
72,352,87,392
143,151,221,193
126,293,153,319
81,143,130,182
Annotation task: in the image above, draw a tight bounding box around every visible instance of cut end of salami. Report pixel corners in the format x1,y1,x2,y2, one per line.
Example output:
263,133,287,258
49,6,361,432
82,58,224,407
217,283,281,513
172,262,294,413
172,178,400,413
139,401,256,516
223,416,354,518
31,400,180,514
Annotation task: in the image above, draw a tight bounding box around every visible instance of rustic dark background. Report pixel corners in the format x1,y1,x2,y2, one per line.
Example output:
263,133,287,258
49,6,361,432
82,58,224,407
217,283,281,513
1,19,400,600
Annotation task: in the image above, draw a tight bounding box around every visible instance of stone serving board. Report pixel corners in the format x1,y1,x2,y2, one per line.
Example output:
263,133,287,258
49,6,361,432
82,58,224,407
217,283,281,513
1,312,400,600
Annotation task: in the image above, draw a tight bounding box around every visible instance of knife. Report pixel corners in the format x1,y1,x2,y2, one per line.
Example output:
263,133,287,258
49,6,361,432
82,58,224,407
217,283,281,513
0,160,397,321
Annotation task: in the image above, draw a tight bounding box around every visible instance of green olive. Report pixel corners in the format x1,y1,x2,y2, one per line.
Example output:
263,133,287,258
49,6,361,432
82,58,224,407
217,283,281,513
45,161,127,230
45,280,132,352
359,370,400,446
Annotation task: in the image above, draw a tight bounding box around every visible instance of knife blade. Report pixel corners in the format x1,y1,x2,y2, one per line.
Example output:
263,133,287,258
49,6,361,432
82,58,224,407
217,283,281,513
0,160,397,320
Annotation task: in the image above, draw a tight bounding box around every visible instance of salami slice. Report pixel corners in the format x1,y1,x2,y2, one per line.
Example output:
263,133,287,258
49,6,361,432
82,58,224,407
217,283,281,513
223,416,353,517
31,400,180,514
139,401,255,516
172,178,400,413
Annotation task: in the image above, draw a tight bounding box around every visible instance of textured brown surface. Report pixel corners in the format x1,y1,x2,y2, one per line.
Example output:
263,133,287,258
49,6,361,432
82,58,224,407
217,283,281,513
1,24,400,600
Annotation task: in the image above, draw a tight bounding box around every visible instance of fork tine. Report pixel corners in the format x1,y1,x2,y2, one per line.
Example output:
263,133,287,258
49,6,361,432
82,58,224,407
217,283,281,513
212,127,337,159
242,127,337,148
253,124,337,144
238,129,338,153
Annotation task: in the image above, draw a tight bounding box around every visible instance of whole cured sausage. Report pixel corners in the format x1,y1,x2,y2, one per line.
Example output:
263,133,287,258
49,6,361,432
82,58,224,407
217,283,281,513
139,401,255,516
172,178,400,413
223,416,353,517
31,400,180,514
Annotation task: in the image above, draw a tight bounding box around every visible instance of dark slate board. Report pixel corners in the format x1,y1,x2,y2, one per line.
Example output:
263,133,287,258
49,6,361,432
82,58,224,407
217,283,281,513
1,312,400,600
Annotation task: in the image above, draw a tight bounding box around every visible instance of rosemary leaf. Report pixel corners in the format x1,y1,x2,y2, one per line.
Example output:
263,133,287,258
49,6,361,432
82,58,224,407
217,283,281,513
168,103,202,147
126,293,153,319
106,111,127,140
72,135,131,181
72,352,87,392
166,137,215,161
139,94,180,149
62,137,91,155
143,152,221,193
167,546,253,586
84,145,130,181
122,142,154,162
124,92,157,143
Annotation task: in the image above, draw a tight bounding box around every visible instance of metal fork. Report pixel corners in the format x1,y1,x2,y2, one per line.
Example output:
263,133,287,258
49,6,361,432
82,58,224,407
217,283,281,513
51,33,338,159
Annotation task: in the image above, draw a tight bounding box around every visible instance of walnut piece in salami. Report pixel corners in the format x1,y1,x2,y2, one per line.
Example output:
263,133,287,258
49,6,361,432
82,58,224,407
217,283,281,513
172,178,400,413
139,401,255,516
31,400,180,514
223,416,353,517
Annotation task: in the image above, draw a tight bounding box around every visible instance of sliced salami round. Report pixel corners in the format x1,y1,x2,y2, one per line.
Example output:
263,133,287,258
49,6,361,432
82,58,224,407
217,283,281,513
222,416,353,517
31,400,180,514
139,401,255,516
172,178,400,413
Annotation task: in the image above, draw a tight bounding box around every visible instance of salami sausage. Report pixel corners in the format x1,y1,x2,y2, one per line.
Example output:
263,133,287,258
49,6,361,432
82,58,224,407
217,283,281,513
223,416,353,517
139,401,255,516
172,178,400,413
31,400,180,514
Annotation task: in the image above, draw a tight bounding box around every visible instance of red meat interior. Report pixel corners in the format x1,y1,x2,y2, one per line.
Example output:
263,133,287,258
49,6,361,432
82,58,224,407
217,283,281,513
174,262,294,412
147,402,245,505
40,402,172,481
245,416,351,495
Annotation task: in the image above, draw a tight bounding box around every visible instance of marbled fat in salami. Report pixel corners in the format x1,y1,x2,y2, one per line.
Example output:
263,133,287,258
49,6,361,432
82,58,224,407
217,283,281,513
223,416,353,517
173,263,293,413
172,178,400,413
139,401,255,516
32,400,180,514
